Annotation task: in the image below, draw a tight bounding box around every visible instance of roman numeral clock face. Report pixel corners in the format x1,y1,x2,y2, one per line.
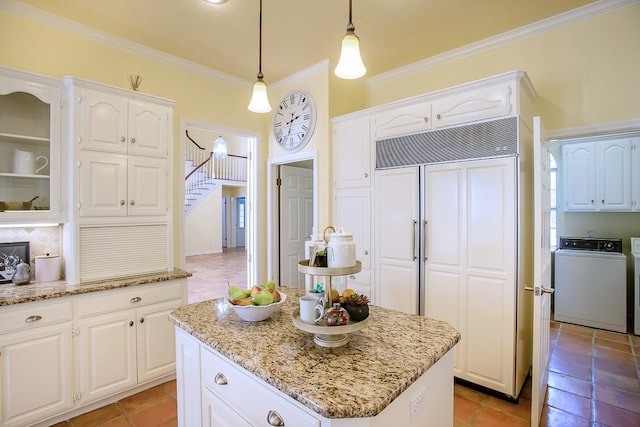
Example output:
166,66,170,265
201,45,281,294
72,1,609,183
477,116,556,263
272,90,317,151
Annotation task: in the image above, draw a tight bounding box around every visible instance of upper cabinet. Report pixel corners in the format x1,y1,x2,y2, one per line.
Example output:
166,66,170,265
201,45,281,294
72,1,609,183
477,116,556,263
0,67,62,224
633,138,640,211
77,89,169,158
563,138,635,211
372,101,432,140
333,116,371,189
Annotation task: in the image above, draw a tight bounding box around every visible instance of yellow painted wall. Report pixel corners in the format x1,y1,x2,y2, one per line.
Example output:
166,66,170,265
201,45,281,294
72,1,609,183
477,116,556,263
365,4,640,131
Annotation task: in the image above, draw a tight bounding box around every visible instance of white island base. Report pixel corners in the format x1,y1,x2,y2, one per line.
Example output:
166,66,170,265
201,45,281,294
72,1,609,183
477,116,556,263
175,328,455,427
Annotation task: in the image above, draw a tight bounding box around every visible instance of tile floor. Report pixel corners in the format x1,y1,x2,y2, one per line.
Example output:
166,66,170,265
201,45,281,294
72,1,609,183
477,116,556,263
57,250,640,426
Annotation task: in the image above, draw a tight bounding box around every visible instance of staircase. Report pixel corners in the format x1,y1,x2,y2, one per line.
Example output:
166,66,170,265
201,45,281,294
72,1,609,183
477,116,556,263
184,130,247,215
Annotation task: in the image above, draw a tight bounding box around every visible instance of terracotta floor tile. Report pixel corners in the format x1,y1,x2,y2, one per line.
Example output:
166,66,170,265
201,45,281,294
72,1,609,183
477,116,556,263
550,320,561,330
128,397,177,427
454,383,490,405
540,405,591,427
595,330,631,344
631,335,640,346
485,395,531,421
559,330,593,345
473,406,529,427
593,346,635,364
100,416,132,427
553,346,593,367
119,384,168,413
555,338,592,355
593,383,640,414
69,403,124,426
595,337,632,353
163,379,177,397
547,371,592,398
454,394,482,424
549,355,592,381
593,356,638,377
545,387,591,419
593,400,640,426
561,323,594,336
594,369,640,394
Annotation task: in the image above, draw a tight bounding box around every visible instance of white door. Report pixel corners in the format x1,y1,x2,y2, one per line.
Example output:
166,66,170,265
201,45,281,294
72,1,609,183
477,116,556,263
79,151,127,217
221,196,228,248
374,167,419,314
530,116,553,426
128,156,167,216
279,165,313,287
234,197,246,247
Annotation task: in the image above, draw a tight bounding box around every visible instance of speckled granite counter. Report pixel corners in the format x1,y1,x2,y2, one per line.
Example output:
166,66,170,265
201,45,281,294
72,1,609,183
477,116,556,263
0,269,191,306
169,287,460,419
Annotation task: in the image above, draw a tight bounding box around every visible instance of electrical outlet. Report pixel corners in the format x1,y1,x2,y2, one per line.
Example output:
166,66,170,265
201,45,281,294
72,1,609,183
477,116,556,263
410,388,425,417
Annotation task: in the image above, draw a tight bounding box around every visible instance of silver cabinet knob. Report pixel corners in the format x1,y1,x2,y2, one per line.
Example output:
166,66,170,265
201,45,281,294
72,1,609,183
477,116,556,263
25,315,42,323
121,136,126,142
130,200,135,206
364,250,368,255
423,117,429,123
120,200,125,206
139,317,144,324
364,173,368,178
267,410,285,426
131,137,136,144
214,373,228,385
129,320,134,327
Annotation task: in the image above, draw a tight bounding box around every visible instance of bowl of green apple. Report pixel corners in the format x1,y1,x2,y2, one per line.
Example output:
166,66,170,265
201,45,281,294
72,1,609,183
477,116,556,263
227,281,286,321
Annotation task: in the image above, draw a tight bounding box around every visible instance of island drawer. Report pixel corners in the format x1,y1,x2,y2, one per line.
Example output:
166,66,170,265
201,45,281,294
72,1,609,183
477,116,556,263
201,347,320,427
77,280,183,317
0,300,72,334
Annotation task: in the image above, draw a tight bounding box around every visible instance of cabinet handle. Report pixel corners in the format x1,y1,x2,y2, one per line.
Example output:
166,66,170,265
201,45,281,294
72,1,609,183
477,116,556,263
364,172,368,178
601,199,605,204
364,250,368,255
139,317,144,324
130,296,142,303
120,200,126,206
25,315,42,323
131,137,136,144
130,200,135,206
129,320,134,327
424,116,429,123
423,220,428,261
436,113,441,120
349,275,356,279
412,220,417,261
267,410,285,426
214,373,228,385
121,136,126,142
591,200,594,204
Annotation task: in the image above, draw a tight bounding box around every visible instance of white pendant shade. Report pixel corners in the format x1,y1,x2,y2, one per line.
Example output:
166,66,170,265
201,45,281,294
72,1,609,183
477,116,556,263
248,79,271,113
335,33,366,79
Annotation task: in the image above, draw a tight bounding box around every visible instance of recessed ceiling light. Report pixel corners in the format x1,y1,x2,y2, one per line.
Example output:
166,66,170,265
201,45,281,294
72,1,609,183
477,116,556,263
204,0,227,4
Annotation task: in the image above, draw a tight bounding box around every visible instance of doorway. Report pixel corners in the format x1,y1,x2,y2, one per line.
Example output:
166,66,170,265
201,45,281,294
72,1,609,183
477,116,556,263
179,118,259,287
268,152,318,288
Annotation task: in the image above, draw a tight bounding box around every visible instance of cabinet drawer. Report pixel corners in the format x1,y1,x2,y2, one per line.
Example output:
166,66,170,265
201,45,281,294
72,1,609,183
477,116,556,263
77,280,183,318
0,300,72,334
201,347,320,427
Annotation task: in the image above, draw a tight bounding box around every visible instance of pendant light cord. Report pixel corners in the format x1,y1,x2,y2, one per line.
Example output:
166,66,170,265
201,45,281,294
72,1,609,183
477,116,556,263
346,0,355,32
258,0,263,78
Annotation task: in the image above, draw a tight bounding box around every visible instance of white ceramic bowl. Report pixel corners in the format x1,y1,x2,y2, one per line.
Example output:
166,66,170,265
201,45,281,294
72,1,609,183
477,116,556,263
228,292,287,321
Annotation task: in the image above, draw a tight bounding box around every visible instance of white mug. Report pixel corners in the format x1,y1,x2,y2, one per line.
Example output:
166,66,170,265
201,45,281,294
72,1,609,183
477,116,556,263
12,148,49,175
299,296,324,324
306,290,326,307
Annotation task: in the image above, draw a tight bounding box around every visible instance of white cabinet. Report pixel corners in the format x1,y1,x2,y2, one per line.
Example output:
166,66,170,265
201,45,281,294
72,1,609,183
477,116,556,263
563,138,633,211
0,67,62,224
432,82,513,128
0,300,73,427
77,88,169,158
333,116,371,189
76,280,184,405
79,151,167,217
372,101,432,139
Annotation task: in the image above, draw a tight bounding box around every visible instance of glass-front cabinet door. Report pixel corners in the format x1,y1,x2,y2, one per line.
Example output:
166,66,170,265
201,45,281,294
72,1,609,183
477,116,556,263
0,67,61,224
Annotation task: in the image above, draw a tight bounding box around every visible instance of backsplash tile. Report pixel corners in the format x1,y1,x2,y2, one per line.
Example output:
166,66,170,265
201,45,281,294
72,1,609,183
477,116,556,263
0,226,61,263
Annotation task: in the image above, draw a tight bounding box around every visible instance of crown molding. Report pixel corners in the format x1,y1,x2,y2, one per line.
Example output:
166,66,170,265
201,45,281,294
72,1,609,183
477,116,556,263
547,119,640,141
271,60,329,91
1,0,250,88
367,0,639,86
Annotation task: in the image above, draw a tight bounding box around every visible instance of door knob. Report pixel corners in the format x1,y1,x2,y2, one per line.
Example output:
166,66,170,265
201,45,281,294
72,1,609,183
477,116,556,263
524,286,555,296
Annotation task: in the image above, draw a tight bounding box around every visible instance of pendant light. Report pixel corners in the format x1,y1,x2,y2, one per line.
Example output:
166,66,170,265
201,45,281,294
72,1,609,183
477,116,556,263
248,0,271,113
212,136,228,160
334,0,366,79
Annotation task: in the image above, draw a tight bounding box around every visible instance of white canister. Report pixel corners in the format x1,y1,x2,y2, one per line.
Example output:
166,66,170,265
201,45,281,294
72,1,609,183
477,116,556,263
35,254,61,283
327,227,356,268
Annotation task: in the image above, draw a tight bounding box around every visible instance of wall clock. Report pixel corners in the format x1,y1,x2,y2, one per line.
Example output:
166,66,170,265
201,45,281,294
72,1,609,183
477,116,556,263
272,90,316,151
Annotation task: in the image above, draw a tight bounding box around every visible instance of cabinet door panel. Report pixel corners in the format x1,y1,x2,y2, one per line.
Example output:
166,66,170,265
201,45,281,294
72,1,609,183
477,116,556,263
78,311,137,404
80,90,128,153
127,101,168,158
137,300,181,383
598,139,632,210
202,388,252,427
79,151,127,216
433,83,513,128
563,143,596,210
128,156,167,216
333,117,371,189
0,324,73,427
372,101,432,139
334,188,371,271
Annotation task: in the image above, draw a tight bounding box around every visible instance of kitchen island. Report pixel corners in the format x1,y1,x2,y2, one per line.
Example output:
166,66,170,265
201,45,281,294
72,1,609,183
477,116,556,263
169,287,460,427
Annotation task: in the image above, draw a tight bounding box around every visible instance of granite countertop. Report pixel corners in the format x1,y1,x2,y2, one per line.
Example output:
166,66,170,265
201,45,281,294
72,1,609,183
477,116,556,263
0,269,192,306
169,287,461,419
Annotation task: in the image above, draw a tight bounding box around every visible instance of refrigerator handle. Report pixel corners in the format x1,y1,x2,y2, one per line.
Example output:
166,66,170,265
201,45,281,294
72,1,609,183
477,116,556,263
423,220,428,261
412,220,417,261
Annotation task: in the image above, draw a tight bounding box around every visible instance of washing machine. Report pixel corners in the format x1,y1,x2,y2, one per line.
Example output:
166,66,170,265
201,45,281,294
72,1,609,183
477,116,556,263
631,238,640,335
554,237,627,333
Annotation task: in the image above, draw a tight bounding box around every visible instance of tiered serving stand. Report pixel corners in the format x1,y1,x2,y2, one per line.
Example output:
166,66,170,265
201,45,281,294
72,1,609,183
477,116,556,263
292,260,369,347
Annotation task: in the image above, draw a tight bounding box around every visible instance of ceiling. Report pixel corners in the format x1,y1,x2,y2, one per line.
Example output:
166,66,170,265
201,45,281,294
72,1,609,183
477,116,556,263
16,0,597,83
